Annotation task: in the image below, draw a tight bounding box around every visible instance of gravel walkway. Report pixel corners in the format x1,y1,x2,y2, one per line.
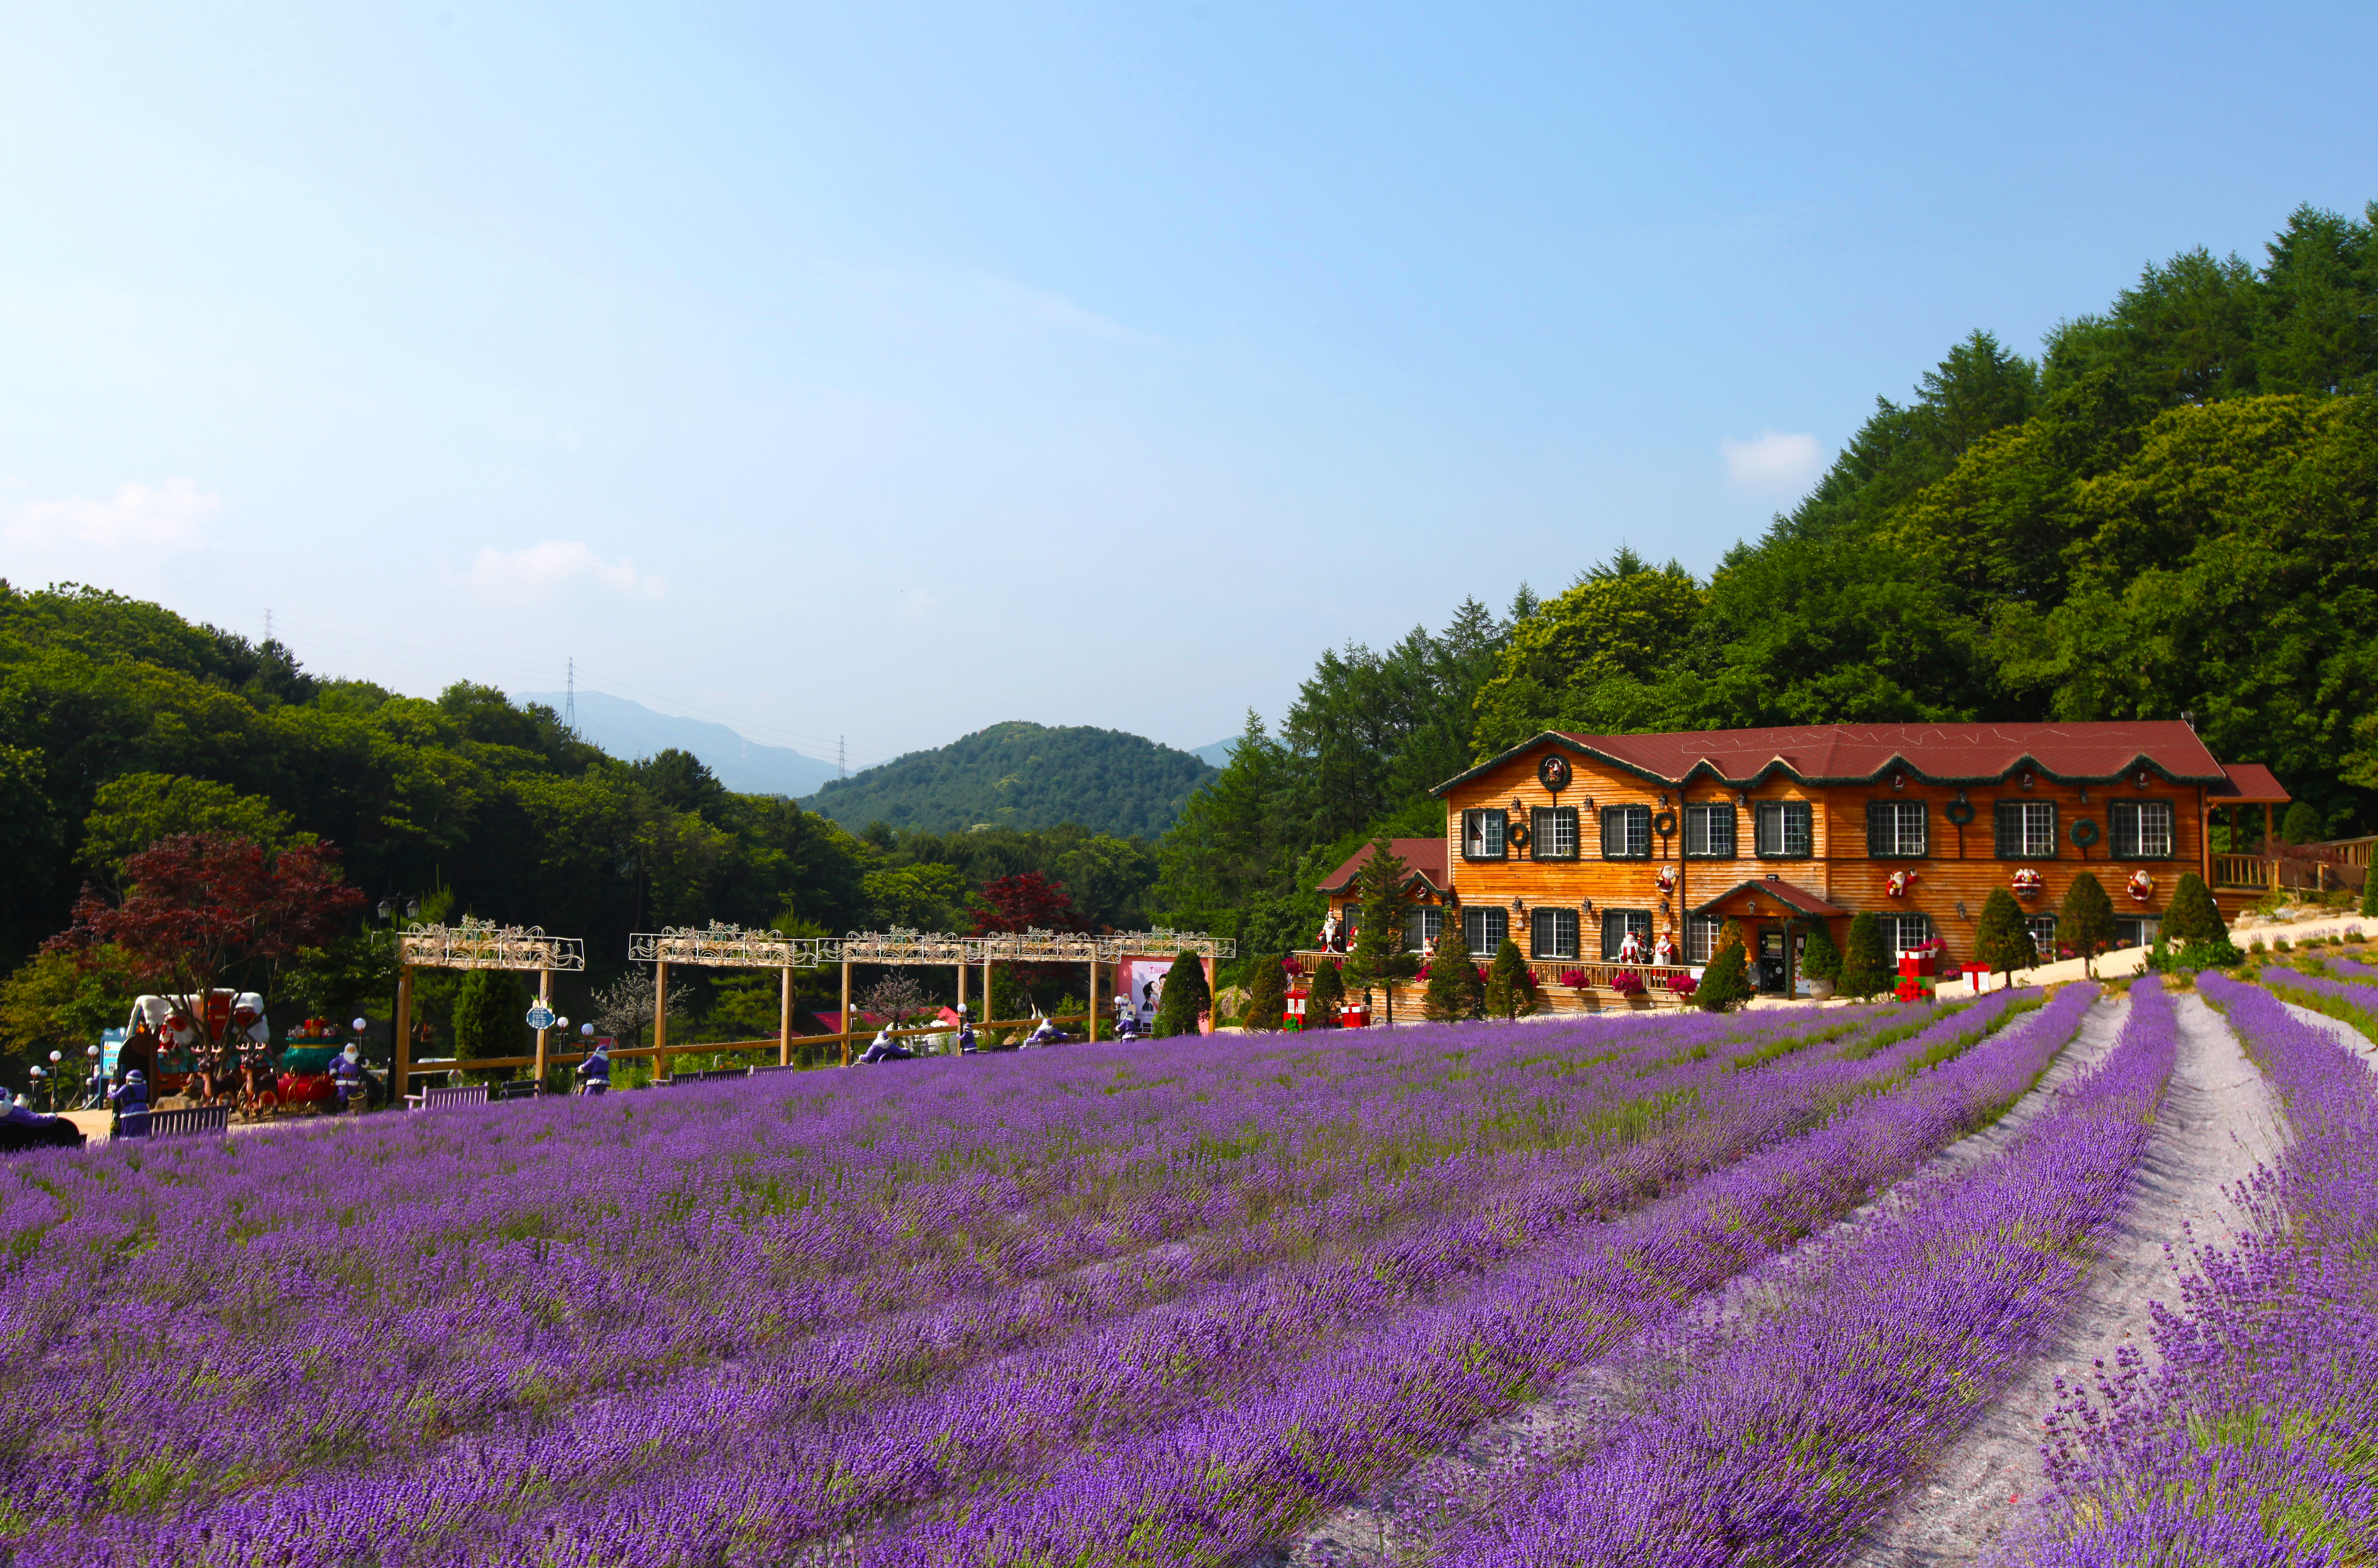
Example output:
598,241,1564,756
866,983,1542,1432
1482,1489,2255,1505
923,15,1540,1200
1848,989,2286,1568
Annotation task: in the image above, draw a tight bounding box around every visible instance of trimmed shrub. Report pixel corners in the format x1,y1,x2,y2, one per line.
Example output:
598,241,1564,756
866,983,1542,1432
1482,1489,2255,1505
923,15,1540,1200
1839,913,1892,1000
452,968,524,1084
2163,872,2227,945
2060,872,2116,976
2280,800,2323,844
1695,940,1752,1012
1800,921,1842,984
1421,920,1480,1023
1974,887,2038,983
1241,956,1288,1032
1154,950,1213,1038
1484,938,1538,1020
1305,958,1346,1028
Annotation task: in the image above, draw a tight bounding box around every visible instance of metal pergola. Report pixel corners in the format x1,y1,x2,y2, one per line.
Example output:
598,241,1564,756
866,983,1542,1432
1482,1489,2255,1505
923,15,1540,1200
392,919,588,1093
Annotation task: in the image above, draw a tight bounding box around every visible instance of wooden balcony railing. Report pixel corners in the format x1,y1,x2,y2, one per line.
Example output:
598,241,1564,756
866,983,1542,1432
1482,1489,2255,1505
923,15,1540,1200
2212,854,2278,891
1290,951,1700,1001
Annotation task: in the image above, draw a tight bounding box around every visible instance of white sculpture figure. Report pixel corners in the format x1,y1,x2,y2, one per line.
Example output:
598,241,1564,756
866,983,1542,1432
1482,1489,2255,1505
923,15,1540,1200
1616,928,1645,965
1318,912,1341,951
1652,931,1677,967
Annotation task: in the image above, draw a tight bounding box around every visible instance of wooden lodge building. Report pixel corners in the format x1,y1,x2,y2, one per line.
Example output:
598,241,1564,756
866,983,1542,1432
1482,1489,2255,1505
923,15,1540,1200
1312,721,2290,1006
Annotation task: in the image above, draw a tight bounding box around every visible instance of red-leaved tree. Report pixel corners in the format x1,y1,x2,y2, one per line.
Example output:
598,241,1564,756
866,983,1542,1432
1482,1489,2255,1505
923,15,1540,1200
970,871,1088,935
46,832,366,1046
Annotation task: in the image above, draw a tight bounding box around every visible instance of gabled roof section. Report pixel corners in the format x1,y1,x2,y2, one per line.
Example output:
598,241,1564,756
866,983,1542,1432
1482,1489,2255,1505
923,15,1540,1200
1432,722,2238,795
2208,763,2290,803
1687,877,1849,920
1315,838,1450,897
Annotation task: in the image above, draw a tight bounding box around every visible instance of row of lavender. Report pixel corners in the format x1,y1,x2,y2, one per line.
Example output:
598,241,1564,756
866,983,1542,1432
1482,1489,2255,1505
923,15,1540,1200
3,997,2038,1560
2025,974,2378,1563
1452,976,2173,1565
3,1001,1898,1547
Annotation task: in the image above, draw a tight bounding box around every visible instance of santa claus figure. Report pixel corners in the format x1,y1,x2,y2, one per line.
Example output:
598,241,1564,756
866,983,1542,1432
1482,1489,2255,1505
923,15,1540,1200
1652,931,1677,967
1317,912,1341,951
1616,927,1645,965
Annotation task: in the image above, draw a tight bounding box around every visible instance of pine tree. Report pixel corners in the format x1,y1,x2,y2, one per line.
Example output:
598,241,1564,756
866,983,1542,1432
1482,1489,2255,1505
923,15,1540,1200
452,967,524,1083
1484,937,1538,1020
1839,913,1892,1000
1975,887,2038,984
2163,872,2227,944
1694,937,1753,1012
1242,956,1288,1032
1421,918,1480,1022
2280,801,2323,844
1800,920,1842,985
1305,957,1346,1028
2361,871,2378,919
2060,872,2117,977
1154,950,1213,1038
1342,839,1422,1026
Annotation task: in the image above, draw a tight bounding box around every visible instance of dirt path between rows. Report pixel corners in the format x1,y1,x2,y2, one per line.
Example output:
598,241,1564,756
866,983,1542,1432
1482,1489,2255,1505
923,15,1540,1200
1270,990,2132,1568
1846,990,2286,1568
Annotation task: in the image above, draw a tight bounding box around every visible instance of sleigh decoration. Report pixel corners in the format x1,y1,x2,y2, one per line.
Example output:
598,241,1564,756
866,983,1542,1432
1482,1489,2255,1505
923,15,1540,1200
2011,868,2045,898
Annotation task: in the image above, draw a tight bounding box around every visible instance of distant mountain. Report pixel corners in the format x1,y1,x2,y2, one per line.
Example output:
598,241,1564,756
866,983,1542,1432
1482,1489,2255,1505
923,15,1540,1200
518,690,839,797
1188,737,1239,768
802,721,1218,839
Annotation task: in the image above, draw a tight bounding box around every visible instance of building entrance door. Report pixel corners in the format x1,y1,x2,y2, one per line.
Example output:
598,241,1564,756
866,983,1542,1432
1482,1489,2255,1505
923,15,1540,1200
1756,928,1789,994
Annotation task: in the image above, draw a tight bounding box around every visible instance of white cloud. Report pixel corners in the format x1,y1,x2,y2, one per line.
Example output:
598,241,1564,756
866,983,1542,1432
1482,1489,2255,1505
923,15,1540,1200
460,540,663,602
4,476,222,550
1720,431,1824,494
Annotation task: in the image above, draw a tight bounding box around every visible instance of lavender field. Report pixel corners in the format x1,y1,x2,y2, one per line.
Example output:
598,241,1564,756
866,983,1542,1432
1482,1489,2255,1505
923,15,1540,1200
1,977,2366,1567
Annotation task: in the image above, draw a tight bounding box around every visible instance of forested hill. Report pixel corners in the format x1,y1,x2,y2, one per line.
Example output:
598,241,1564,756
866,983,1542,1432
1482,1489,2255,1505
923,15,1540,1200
1155,196,2378,963
802,722,1218,838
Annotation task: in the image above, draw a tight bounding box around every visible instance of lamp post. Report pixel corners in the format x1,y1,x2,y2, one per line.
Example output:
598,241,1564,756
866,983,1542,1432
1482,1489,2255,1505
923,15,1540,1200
84,1043,101,1109
30,1062,48,1113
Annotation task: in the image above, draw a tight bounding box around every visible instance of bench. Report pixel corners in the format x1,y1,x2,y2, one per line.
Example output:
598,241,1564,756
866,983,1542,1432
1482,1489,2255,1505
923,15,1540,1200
143,1105,231,1140
749,1063,798,1076
490,1080,543,1102
406,1083,492,1111
665,1066,751,1085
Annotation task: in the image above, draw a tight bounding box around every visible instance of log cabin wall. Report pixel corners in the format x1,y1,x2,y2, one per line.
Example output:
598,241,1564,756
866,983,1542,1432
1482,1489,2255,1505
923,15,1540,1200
1441,738,2218,967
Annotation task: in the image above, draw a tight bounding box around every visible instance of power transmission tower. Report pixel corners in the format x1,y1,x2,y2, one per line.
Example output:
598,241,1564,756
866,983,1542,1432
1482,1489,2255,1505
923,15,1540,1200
839,736,845,779
565,657,577,736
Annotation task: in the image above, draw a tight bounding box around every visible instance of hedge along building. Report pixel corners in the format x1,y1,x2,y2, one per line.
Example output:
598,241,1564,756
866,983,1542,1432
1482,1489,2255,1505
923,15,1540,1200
1427,721,2290,1002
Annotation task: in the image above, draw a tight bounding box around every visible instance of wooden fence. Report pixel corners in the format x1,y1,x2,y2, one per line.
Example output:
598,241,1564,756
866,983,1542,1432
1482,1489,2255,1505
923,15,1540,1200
401,1012,1093,1086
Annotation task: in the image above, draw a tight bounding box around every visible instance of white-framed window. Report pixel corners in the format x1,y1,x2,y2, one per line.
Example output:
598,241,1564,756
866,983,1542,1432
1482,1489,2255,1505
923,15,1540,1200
1686,914,1725,964
1683,803,1736,858
1465,906,1509,954
2025,914,2058,956
1462,808,1507,861
1877,912,1932,956
1755,800,1812,858
1531,908,1580,960
1995,800,2059,858
2110,800,2175,859
1404,905,1444,950
2112,916,2161,950
1600,804,1652,859
1600,909,1653,961
1531,806,1579,860
1866,800,1928,858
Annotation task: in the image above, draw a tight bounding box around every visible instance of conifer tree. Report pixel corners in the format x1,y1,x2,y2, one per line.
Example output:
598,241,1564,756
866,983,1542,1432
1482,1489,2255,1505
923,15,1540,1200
1342,839,1421,1026
1800,920,1842,985
1242,956,1288,1032
1694,935,1752,1012
1839,913,1892,1000
1421,917,1480,1022
452,967,524,1083
2060,872,2117,977
2361,871,2378,919
1154,949,1213,1037
1975,887,2038,985
2163,872,2227,945
1484,936,1538,1020
1305,957,1346,1028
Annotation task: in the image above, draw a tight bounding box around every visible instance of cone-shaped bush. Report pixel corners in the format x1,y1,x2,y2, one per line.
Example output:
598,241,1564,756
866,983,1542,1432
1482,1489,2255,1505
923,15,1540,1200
2362,871,2378,919
1154,950,1213,1038
2060,872,2116,976
2163,871,2226,944
1305,957,1345,1028
1975,887,2038,983
1800,920,1842,984
452,968,524,1083
1421,919,1480,1022
1241,956,1288,1032
1694,939,1752,1012
1839,912,1892,1000
1484,937,1537,1020
2280,800,2323,844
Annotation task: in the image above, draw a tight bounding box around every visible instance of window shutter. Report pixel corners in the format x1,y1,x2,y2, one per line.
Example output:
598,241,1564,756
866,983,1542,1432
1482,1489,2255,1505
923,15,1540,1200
1865,801,1886,857
1994,801,2021,858
1530,908,1552,959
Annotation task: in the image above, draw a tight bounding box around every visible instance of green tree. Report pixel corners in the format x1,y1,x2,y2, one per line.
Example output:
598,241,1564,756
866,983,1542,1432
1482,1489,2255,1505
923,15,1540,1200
2060,873,2117,977
2163,872,2227,944
1241,956,1288,1032
1341,839,1421,1026
1839,913,1893,1000
79,773,302,887
1695,939,1752,1013
2362,871,2378,919
1800,920,1842,985
1154,950,1212,1038
1484,937,1538,1020
0,944,138,1085
1421,917,1480,1023
451,967,525,1083
1305,957,1345,1029
1975,888,2039,985
1470,551,1706,756
2280,801,2325,843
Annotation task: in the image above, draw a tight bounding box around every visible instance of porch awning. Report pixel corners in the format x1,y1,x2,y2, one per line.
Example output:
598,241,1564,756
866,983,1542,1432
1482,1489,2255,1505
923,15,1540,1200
1688,876,1848,921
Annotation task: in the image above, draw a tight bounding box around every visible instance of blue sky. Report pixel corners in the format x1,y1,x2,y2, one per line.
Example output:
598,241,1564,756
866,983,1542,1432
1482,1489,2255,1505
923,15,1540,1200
4,2,2373,768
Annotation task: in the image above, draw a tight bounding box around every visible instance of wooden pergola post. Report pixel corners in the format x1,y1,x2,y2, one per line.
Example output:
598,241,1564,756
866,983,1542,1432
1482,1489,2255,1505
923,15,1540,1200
1086,957,1098,1041
652,959,669,1083
1202,955,1217,1034
956,961,967,1019
393,964,414,1103
778,964,793,1067
840,958,852,1067
533,967,552,1086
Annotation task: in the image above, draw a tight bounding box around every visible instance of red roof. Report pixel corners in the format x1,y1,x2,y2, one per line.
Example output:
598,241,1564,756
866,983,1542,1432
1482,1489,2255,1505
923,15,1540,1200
1689,877,1849,919
1435,721,2258,793
2211,763,2290,802
1316,837,1449,896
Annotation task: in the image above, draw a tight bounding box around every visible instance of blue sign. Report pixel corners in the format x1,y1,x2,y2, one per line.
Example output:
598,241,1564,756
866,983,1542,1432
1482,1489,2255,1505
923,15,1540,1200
525,1005,556,1031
